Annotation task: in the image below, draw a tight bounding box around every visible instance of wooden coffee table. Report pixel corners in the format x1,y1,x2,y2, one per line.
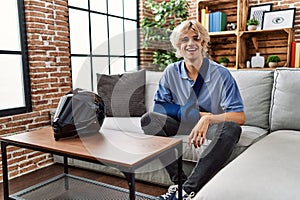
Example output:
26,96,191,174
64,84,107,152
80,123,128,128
1,127,183,200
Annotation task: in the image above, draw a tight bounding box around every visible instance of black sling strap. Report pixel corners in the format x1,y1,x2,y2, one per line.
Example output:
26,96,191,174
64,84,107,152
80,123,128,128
153,58,210,120
192,57,209,97
190,58,209,112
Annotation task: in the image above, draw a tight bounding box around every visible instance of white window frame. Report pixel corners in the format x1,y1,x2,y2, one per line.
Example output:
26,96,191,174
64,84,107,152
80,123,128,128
0,0,31,117
68,0,140,92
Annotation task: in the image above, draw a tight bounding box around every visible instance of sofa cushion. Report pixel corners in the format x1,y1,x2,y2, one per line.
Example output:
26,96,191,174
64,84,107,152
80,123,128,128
145,71,163,112
97,70,146,117
194,130,300,200
229,125,268,161
270,68,300,131
230,70,274,130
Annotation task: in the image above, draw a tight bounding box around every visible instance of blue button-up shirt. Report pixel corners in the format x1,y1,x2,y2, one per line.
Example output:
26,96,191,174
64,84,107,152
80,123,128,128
154,58,244,115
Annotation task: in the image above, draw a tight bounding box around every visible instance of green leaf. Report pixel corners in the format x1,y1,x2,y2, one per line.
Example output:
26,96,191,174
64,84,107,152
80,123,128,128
154,15,161,22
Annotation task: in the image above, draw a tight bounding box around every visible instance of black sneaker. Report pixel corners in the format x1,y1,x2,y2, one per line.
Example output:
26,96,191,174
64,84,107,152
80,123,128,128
157,185,178,200
183,192,195,200
174,191,195,200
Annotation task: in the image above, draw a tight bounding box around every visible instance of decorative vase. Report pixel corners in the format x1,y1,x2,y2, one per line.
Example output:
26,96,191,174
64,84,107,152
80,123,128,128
268,62,278,68
247,25,257,31
251,52,265,68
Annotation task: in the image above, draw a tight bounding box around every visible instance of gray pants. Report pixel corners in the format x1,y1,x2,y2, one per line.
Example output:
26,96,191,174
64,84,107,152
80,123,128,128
140,112,241,194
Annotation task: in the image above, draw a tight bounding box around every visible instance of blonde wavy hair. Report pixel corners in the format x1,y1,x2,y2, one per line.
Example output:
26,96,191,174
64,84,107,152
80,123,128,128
170,20,210,58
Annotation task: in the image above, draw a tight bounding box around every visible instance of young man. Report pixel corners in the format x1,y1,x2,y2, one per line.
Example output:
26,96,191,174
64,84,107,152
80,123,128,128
141,20,245,200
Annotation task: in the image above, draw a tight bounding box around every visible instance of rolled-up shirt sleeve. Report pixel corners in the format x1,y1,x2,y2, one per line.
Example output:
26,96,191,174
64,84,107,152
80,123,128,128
154,73,172,103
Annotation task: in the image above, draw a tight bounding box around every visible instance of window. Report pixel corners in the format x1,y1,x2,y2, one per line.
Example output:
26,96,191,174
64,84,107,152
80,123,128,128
68,0,139,91
0,0,31,117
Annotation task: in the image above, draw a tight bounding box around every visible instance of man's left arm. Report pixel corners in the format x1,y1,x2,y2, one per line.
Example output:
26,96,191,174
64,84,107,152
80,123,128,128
188,111,245,148
188,74,245,148
200,111,245,125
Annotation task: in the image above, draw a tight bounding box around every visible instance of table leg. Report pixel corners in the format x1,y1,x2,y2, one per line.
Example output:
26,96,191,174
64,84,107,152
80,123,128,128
63,156,69,174
177,141,183,200
63,156,69,190
178,155,183,200
123,172,135,200
1,142,9,200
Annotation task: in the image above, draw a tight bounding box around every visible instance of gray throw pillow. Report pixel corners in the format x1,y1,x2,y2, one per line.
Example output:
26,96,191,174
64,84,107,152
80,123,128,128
97,70,146,117
270,68,300,131
230,70,274,130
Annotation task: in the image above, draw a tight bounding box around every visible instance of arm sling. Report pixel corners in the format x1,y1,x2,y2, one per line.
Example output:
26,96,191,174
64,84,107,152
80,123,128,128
154,59,209,122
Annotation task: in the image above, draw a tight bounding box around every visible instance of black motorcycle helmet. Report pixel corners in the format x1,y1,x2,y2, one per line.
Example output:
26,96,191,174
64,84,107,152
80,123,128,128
52,88,105,141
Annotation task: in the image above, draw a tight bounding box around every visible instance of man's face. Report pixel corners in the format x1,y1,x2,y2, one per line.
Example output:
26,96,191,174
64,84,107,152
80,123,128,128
179,30,203,62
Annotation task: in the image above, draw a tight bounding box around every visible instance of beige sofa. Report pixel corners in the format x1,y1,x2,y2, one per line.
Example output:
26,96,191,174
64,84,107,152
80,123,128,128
55,68,300,199
194,68,300,199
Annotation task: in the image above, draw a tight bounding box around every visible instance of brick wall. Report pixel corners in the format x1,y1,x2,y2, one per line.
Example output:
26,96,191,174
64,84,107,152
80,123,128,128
139,0,156,70
0,0,71,181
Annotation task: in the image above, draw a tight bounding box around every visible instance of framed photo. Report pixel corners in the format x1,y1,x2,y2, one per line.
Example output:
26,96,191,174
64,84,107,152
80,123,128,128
248,4,272,30
262,8,296,30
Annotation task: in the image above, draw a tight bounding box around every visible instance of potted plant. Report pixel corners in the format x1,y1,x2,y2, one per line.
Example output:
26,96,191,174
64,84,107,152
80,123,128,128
267,55,281,68
219,56,229,67
247,18,259,31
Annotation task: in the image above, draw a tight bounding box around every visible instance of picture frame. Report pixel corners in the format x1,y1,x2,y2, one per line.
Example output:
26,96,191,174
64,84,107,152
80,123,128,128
262,8,296,30
248,3,272,30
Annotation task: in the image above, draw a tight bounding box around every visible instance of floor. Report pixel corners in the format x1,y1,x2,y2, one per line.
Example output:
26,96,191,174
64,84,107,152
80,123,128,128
0,163,167,199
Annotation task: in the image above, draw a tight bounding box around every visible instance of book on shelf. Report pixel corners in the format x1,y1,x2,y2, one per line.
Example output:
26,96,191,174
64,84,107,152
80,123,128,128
220,12,227,31
290,41,296,68
209,12,214,32
295,42,300,68
209,11,227,32
205,11,210,31
200,7,209,31
201,8,206,27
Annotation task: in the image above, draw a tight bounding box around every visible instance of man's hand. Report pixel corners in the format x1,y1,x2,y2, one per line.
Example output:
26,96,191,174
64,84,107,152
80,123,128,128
187,111,245,148
187,114,211,148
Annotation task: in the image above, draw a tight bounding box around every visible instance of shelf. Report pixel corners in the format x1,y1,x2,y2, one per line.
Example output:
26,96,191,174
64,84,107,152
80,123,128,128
227,67,237,70
240,28,293,37
197,0,294,69
209,30,237,36
239,67,276,70
197,0,237,5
